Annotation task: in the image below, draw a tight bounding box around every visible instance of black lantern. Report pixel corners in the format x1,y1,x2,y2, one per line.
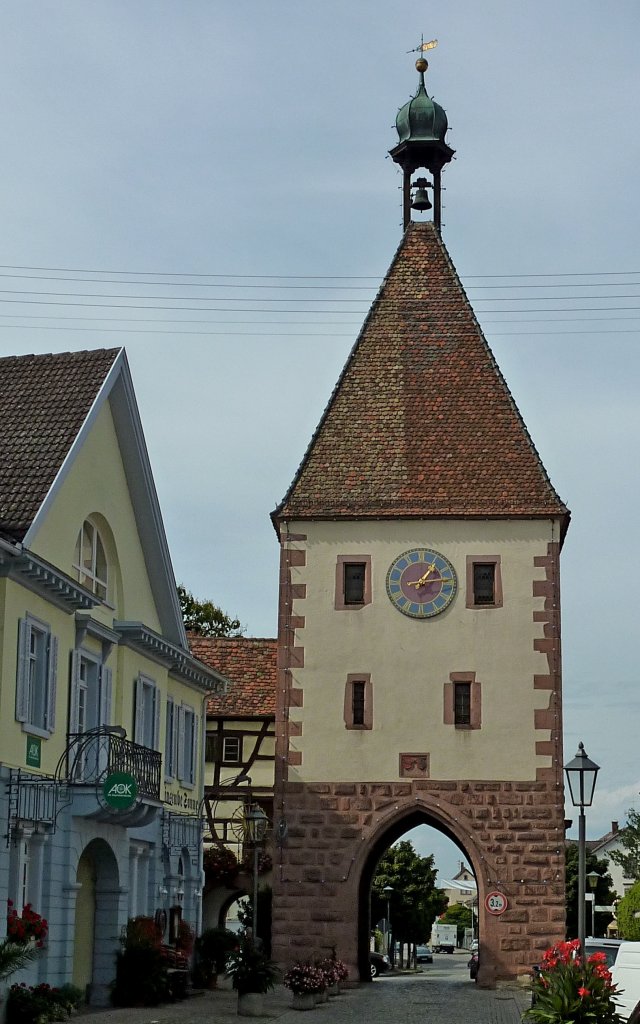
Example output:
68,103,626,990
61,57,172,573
564,742,600,807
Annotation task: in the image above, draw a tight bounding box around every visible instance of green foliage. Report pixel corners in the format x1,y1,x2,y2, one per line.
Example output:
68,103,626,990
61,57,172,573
616,879,640,940
225,938,279,995
610,809,640,883
0,939,40,981
565,846,615,938
371,840,448,944
194,928,238,985
237,886,272,956
523,938,623,1024
6,982,81,1024
177,585,244,637
112,946,169,1007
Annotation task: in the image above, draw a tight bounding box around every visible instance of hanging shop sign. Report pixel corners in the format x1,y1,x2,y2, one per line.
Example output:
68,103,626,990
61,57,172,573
102,771,138,810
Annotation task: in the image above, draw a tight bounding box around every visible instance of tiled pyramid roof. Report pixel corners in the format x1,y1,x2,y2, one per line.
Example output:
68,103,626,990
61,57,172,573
0,348,120,541
187,634,277,717
274,222,569,528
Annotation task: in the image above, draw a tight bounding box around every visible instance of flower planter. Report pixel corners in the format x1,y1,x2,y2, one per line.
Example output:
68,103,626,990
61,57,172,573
328,983,340,997
314,989,328,1004
237,992,264,1017
292,992,316,1010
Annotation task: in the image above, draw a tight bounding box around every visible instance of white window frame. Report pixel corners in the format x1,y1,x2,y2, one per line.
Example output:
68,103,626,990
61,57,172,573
73,520,108,601
177,703,198,788
222,735,242,764
134,675,160,750
16,615,58,737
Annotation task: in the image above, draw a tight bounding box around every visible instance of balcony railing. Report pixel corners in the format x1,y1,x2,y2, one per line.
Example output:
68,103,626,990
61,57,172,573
64,730,161,801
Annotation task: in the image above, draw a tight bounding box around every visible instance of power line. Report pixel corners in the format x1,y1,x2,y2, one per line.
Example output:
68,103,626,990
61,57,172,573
0,260,640,279
0,312,639,326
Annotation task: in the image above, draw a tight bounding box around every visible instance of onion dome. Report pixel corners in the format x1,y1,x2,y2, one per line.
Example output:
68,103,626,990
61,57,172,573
395,58,448,144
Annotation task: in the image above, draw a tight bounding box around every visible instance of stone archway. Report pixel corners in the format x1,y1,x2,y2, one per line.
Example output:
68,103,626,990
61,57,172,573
356,802,479,983
72,838,120,1006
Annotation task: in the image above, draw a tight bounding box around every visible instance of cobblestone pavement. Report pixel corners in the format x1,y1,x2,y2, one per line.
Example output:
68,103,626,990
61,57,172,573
73,953,531,1024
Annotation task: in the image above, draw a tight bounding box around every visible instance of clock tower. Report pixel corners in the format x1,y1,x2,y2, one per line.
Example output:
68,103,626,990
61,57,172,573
271,58,569,986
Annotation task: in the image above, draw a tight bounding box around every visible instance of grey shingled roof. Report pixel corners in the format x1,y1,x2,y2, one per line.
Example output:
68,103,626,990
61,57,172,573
0,348,120,541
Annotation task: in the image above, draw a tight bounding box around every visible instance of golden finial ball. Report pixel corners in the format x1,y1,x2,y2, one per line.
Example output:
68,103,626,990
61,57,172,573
415,58,428,73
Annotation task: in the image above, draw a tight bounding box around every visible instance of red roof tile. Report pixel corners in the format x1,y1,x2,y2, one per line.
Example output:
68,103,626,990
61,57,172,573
0,348,120,540
187,634,277,717
274,222,569,527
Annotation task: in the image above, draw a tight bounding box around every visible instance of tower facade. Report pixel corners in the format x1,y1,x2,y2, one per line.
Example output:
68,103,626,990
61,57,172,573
271,67,569,987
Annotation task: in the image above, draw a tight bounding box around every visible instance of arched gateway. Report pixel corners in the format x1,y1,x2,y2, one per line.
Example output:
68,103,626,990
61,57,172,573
271,56,569,988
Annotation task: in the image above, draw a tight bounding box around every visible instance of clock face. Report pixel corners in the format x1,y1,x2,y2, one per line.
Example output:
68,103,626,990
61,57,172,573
386,548,457,619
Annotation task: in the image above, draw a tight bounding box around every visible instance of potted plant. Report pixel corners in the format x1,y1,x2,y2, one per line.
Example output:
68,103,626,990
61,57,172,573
0,939,40,982
523,938,623,1024
225,938,279,1017
283,962,325,1011
193,928,237,988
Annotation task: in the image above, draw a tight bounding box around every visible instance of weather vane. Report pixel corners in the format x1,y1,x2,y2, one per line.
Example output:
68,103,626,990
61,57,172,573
406,35,438,55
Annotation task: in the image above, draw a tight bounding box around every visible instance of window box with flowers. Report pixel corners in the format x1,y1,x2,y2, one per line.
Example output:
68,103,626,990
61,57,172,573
6,902,48,948
523,939,624,1024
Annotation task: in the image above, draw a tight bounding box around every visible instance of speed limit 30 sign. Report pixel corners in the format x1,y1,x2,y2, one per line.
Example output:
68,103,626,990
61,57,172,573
485,891,508,915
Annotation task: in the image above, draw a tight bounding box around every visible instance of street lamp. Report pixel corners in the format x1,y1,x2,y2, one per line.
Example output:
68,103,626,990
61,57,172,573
383,885,394,963
564,742,600,957
587,871,599,937
244,803,268,946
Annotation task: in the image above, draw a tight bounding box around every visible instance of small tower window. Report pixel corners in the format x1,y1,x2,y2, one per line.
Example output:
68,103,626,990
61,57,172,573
73,521,108,600
473,564,495,605
344,563,366,604
344,674,372,730
454,682,471,726
352,681,366,726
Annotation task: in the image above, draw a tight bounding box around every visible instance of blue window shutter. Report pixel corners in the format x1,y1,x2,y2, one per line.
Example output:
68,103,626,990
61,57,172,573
69,650,81,733
191,714,199,785
134,676,143,745
153,685,161,750
100,666,113,727
177,705,185,781
46,634,58,732
15,618,30,723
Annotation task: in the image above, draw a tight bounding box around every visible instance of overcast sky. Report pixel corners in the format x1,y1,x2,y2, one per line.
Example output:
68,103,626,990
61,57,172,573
1,2,638,881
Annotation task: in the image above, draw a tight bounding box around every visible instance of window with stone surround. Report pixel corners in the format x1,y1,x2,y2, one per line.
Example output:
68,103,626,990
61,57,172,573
335,555,372,610
466,555,503,609
444,672,481,729
344,674,372,729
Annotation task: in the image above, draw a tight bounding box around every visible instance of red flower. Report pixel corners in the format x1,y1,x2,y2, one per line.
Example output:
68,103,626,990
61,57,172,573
578,987,591,998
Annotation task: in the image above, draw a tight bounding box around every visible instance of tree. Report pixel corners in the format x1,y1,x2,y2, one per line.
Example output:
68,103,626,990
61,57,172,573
616,878,640,940
565,844,616,938
610,809,640,883
371,841,448,957
178,585,244,637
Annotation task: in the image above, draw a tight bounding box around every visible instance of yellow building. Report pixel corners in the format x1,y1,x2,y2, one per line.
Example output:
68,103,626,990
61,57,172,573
0,348,227,1004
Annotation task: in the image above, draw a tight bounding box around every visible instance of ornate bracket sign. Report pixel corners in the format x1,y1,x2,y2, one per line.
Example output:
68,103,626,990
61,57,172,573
485,891,508,916
102,772,138,811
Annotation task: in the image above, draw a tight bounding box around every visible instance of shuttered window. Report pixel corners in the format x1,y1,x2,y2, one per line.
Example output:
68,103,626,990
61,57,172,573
15,616,58,736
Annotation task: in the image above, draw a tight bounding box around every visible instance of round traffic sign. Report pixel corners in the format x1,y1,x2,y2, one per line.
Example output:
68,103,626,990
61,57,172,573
485,891,508,915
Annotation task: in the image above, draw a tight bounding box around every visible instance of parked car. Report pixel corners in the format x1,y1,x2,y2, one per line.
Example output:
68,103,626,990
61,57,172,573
585,937,622,968
468,950,479,981
416,945,433,964
370,951,391,978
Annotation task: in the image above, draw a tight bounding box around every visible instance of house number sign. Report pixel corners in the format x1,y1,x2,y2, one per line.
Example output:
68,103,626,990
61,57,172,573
484,891,508,915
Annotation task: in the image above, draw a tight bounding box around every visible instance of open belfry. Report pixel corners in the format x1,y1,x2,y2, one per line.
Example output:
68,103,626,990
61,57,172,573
271,52,569,986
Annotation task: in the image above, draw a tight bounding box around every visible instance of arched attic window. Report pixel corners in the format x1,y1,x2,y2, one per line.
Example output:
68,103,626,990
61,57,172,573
73,520,108,601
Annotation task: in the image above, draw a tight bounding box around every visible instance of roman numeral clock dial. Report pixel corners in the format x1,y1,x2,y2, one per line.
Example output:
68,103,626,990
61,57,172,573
386,548,457,618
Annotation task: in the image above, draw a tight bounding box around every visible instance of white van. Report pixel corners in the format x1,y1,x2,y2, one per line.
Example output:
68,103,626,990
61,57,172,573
610,941,640,1022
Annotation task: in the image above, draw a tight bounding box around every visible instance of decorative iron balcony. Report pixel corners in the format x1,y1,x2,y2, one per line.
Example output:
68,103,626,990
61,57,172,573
62,729,161,801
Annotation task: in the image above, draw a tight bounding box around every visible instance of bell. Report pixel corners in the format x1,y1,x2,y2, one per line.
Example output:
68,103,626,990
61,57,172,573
411,178,432,211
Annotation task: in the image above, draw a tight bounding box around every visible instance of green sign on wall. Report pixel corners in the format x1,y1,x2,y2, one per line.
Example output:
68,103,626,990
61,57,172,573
26,735,41,768
102,772,138,810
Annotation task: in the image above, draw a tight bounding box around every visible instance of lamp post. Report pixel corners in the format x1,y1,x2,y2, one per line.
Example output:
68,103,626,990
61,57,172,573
564,743,600,958
586,871,599,937
244,803,268,945
383,885,394,963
